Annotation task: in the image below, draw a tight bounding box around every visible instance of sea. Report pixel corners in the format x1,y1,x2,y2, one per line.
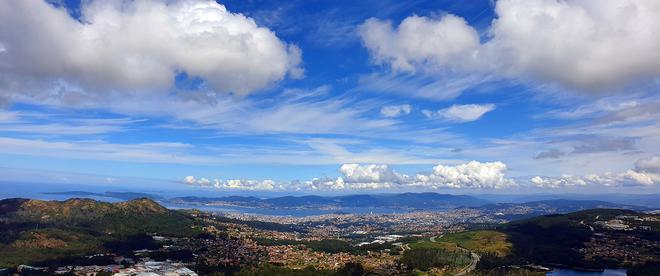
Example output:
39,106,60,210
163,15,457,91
165,203,410,217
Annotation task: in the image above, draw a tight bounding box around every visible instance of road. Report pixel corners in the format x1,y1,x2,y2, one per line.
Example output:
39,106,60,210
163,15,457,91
455,246,480,276
455,250,479,276
580,220,595,231
425,235,478,275
429,234,443,243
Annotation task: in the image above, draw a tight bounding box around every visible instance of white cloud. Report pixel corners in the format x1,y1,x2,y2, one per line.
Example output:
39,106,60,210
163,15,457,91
335,161,515,190
182,161,516,191
542,99,642,120
183,176,276,190
224,179,276,190
380,104,411,117
339,163,408,188
291,177,346,191
531,157,660,188
359,0,660,91
415,161,515,189
358,15,479,73
485,0,660,90
197,177,212,186
530,175,587,188
0,113,138,136
356,73,494,101
332,161,514,190
0,0,301,101
183,176,197,185
0,136,221,164
423,104,495,122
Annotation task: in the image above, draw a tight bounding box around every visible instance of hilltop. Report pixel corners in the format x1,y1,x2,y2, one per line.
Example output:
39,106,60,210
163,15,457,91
496,209,658,270
403,209,659,274
0,197,200,267
476,199,647,220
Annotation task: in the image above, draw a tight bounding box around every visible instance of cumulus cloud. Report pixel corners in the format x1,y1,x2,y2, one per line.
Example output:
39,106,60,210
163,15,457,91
422,104,495,122
182,176,277,190
183,176,214,186
335,161,515,190
290,177,346,191
416,161,515,189
358,0,660,91
532,156,660,188
530,175,587,188
531,170,660,188
380,104,412,117
338,163,408,189
0,0,302,102
358,15,480,73
197,177,212,186
224,179,276,190
183,161,516,191
183,176,197,185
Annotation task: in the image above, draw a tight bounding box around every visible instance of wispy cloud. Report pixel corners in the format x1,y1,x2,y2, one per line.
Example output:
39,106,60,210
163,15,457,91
0,136,219,164
422,104,495,123
356,73,494,101
380,104,411,117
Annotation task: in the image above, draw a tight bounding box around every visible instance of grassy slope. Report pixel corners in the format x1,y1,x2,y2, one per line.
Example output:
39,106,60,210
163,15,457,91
436,230,511,257
406,230,512,258
0,198,201,267
502,208,659,268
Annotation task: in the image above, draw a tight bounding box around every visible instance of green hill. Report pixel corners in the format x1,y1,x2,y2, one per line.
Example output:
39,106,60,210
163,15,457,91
0,197,200,267
408,209,659,273
500,209,659,270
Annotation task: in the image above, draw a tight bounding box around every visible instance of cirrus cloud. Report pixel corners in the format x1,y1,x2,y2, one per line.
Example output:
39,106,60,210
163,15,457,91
422,104,495,123
380,104,412,117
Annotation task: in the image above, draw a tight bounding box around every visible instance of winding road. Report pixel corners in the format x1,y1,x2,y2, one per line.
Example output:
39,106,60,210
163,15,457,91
426,235,479,276
455,250,479,276
429,234,442,243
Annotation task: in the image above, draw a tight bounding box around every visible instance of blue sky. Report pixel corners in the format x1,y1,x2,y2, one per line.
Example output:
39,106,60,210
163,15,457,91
0,0,659,194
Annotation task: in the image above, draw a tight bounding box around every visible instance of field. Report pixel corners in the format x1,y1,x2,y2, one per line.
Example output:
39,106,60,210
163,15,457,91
435,230,512,257
410,240,460,251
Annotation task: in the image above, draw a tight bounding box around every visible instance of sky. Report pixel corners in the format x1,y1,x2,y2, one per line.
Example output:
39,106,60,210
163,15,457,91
0,0,659,194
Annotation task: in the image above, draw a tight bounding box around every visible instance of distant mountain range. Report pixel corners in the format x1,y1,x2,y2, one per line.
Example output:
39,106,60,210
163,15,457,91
476,193,660,209
168,192,490,210
40,191,654,214
44,191,164,200
477,199,648,220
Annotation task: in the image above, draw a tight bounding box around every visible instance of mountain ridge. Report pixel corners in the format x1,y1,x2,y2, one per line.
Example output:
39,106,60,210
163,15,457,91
167,192,490,210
